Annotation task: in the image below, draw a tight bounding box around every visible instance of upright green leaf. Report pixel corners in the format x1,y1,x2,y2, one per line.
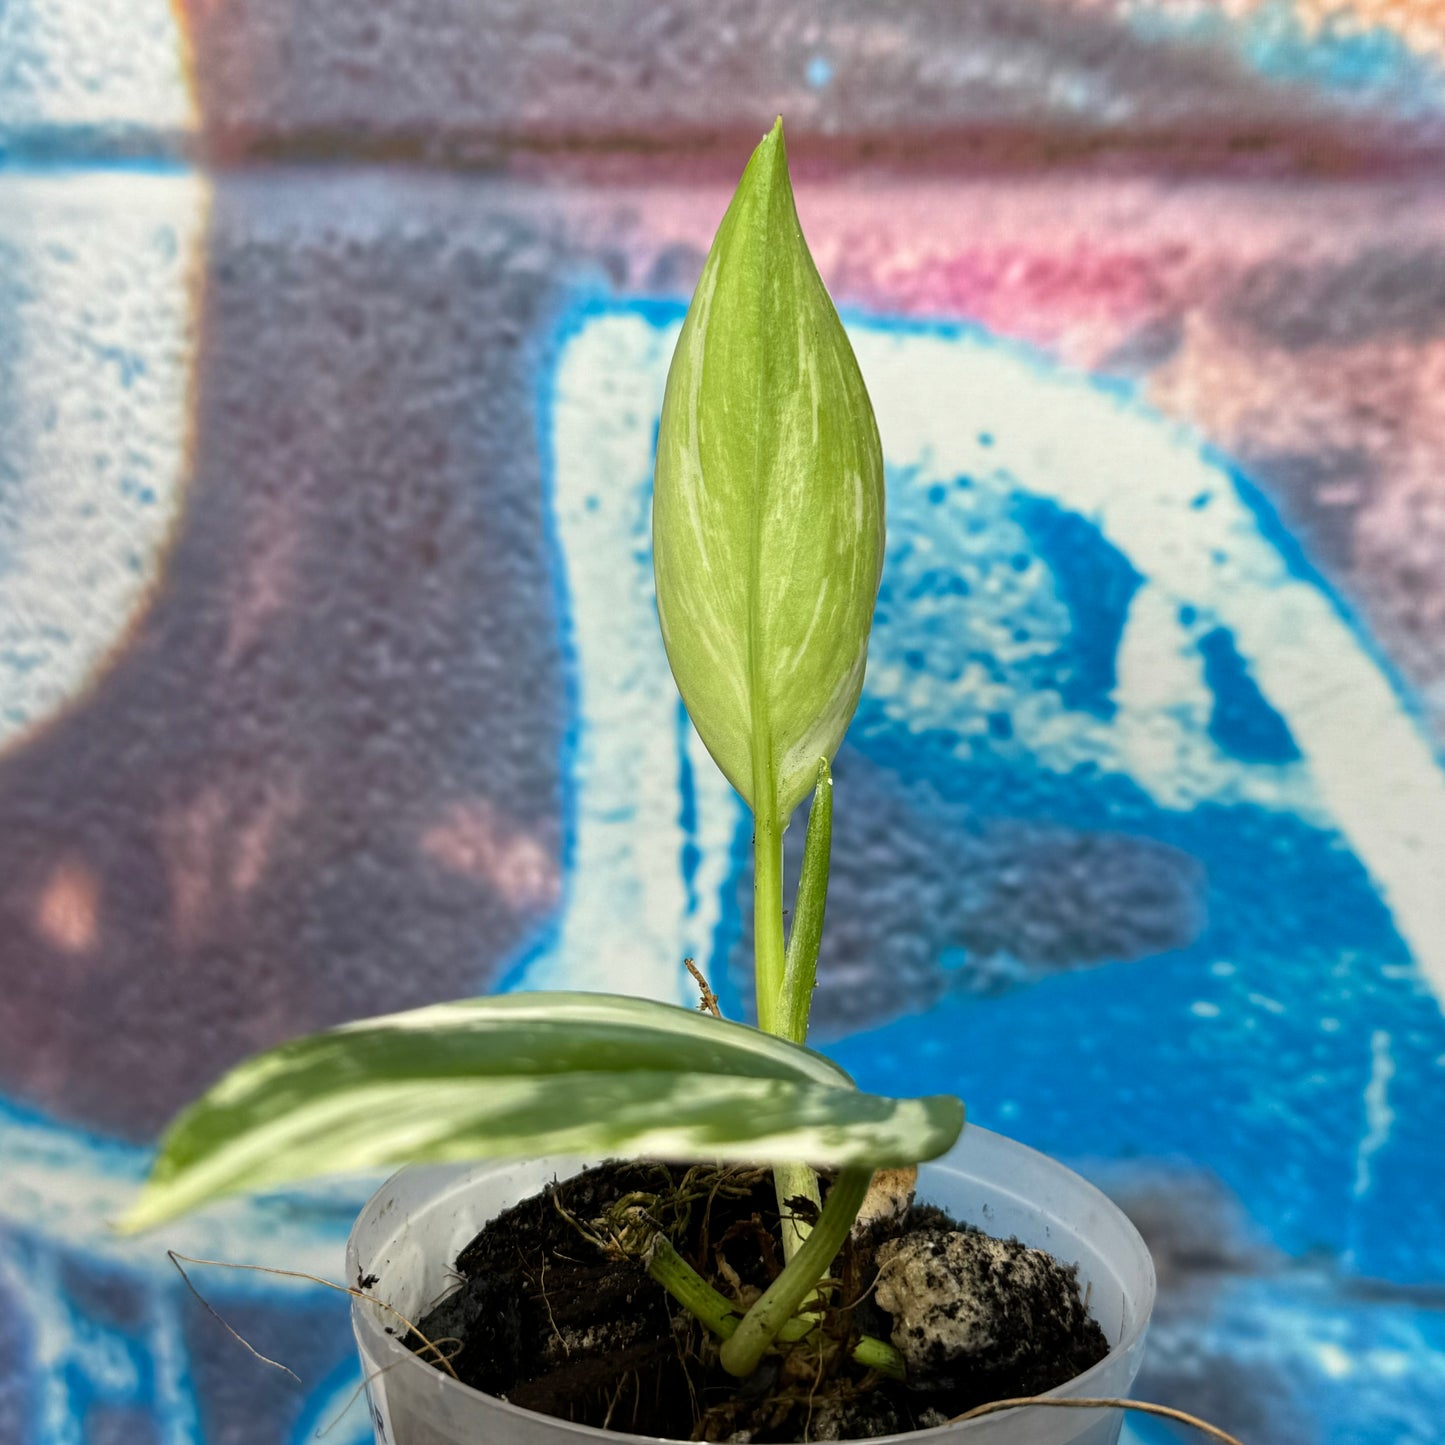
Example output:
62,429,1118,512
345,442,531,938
653,118,885,821
119,993,964,1234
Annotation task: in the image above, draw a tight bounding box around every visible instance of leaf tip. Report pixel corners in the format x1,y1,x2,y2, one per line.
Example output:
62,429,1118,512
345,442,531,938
111,1196,161,1238
755,115,788,176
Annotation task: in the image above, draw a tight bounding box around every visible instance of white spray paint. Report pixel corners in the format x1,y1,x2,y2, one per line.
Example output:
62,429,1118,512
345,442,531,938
1354,1029,1397,1201
523,315,741,1002
0,0,195,145
0,172,207,754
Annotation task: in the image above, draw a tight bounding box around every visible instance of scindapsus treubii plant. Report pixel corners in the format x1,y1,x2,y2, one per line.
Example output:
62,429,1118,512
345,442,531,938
120,119,966,1383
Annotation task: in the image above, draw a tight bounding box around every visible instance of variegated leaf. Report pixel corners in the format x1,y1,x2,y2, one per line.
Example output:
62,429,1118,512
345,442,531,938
120,993,963,1233
652,118,885,819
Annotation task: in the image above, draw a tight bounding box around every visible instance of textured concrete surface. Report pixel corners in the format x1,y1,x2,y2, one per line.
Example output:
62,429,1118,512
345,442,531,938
3,3,1445,1443
6,0,1445,166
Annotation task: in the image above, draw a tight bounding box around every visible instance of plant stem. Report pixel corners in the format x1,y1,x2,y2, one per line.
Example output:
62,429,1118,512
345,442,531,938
853,1332,906,1378
645,1232,904,1381
719,1165,873,1377
752,803,786,1035
770,763,832,1262
773,1159,823,1264
645,1235,743,1340
774,768,832,1265
776,760,832,1046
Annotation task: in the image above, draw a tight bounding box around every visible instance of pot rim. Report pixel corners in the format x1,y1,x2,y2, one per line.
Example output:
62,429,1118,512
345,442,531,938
347,1124,1156,1443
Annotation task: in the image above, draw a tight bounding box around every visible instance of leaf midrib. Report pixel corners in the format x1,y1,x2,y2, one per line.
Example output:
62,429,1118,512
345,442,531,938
746,136,777,822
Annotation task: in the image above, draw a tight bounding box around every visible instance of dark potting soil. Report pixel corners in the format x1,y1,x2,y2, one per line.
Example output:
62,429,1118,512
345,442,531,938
407,1161,1107,1442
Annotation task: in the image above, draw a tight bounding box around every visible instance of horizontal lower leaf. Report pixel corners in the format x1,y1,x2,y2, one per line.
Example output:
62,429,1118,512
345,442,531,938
119,993,963,1233
122,1073,963,1234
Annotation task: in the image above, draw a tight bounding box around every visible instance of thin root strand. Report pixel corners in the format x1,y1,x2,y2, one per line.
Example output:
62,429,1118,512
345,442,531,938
950,1396,1247,1444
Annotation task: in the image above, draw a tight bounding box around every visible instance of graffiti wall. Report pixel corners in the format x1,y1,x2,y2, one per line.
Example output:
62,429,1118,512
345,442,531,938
3,3,1445,1442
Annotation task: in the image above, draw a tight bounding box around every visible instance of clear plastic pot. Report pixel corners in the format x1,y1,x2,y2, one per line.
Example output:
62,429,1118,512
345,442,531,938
348,1127,1155,1444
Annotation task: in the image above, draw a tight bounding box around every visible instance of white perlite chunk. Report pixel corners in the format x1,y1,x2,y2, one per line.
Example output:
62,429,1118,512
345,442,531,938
873,1228,1063,1388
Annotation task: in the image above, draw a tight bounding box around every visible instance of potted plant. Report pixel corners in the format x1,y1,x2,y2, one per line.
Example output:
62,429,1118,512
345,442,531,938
122,121,1192,1444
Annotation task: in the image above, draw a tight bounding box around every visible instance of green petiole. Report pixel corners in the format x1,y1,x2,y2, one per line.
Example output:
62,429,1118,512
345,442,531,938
645,1191,903,1381
771,762,833,1263
776,759,834,1047
752,800,786,1037
772,1159,824,1265
719,1165,874,1377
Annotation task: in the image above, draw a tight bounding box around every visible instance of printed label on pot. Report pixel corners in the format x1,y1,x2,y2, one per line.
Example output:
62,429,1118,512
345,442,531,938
364,1378,392,1444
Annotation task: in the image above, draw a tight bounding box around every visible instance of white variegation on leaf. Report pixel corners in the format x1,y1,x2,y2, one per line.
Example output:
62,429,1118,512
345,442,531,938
652,118,885,820
119,993,963,1234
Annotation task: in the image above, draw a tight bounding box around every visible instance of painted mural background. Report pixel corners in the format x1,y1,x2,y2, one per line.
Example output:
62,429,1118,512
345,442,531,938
3,3,1445,1442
